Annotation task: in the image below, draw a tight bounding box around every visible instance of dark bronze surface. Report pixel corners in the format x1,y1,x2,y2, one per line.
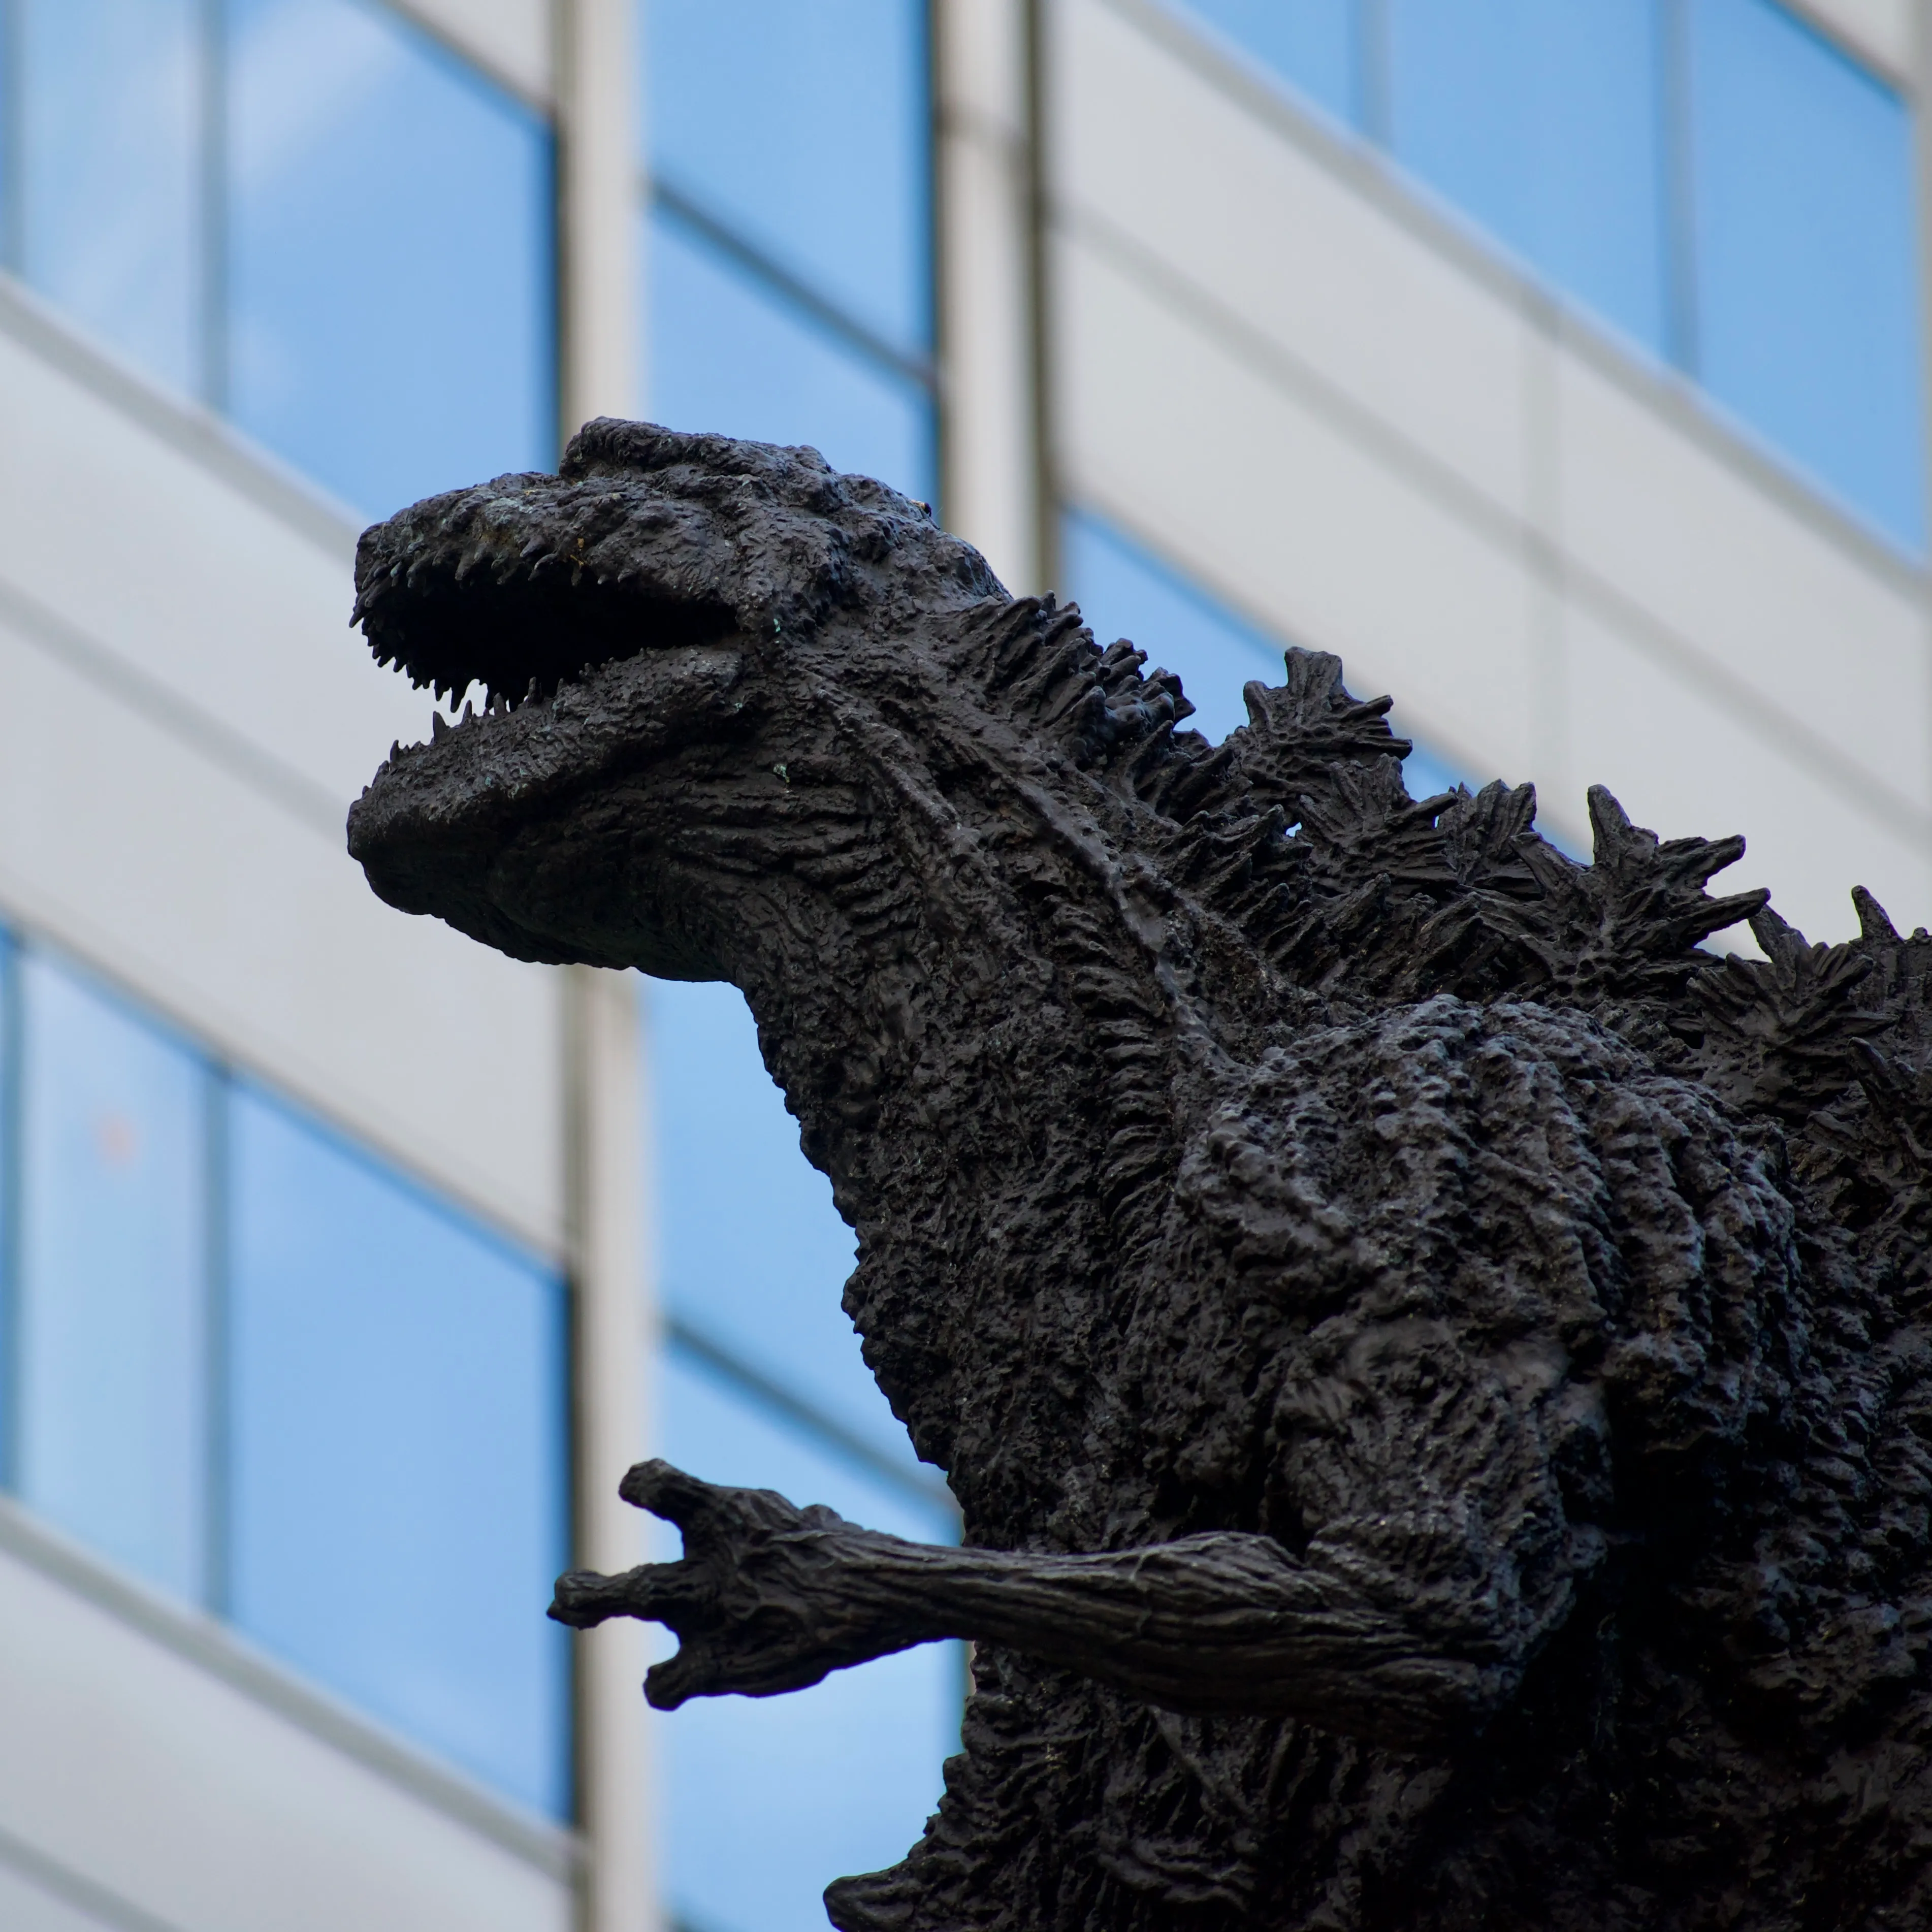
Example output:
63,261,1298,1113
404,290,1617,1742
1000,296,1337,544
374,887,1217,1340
351,420,1932,1929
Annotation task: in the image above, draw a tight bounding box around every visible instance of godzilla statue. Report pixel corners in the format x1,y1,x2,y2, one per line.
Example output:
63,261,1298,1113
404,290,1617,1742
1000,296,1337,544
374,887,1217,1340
347,421,1932,1930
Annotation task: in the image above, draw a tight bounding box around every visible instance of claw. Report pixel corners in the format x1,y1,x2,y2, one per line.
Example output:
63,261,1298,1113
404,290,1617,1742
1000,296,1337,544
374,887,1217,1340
550,1554,705,1631
644,1641,717,1711
618,1457,719,1526
549,1566,635,1629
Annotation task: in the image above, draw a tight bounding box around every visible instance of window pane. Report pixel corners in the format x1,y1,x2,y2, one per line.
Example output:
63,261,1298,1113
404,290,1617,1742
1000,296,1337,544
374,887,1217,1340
649,0,930,355
227,0,555,519
16,951,207,1600
0,6,14,269
18,0,203,391
227,1085,569,1817
660,1355,960,1932
1386,0,1669,355
1064,510,1476,801
1689,0,1923,549
1064,510,1287,745
1173,0,1360,127
647,977,930,1479
651,210,936,503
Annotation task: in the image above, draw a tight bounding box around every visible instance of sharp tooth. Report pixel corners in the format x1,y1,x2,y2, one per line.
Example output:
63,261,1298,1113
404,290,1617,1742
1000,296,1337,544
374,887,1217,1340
389,740,402,761
459,701,474,727
432,712,449,742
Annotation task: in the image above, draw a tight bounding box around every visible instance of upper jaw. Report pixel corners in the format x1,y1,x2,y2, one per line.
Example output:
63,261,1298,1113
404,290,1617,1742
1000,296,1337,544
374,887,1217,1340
350,468,747,709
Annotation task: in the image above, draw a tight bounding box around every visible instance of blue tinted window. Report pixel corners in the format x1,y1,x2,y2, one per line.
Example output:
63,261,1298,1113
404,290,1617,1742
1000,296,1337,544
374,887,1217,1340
1177,0,1360,126
227,1085,569,1816
1064,510,1285,744
16,951,208,1599
1689,0,1923,547
1386,0,1669,353
652,211,935,502
650,0,930,355
647,978,929,1479
1065,510,1474,801
0,3,15,269
226,0,554,517
660,1355,959,1932
17,0,205,391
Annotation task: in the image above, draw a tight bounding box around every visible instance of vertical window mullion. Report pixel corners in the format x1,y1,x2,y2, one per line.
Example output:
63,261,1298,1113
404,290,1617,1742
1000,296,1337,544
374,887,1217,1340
1661,0,1701,377
202,1062,230,1617
1358,0,1391,145
0,930,18,1497
198,0,227,412
0,0,18,274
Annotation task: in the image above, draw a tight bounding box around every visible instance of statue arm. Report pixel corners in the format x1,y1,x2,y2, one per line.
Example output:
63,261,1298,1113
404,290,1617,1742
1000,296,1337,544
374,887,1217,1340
552,1461,1557,1750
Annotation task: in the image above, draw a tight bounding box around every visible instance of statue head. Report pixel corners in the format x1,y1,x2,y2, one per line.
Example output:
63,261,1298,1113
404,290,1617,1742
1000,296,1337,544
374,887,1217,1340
346,419,1005,976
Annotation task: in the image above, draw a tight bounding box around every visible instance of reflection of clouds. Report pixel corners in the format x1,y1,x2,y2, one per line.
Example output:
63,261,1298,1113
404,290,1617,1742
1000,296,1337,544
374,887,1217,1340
230,0,405,200
92,1111,143,1170
23,0,199,386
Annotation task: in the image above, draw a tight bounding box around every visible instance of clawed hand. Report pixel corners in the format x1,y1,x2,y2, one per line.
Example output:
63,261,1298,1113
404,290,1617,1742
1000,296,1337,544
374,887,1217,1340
550,1460,933,1709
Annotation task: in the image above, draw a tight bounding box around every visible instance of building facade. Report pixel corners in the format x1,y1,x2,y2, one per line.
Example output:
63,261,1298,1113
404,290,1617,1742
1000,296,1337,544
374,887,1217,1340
0,4,1925,1931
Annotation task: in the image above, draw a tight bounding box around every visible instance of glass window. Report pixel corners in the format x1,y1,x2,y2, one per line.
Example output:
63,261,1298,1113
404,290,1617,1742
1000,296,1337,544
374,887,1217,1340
1175,0,1361,128
15,950,209,1600
1689,0,1924,549
226,1084,569,1817
0,5,14,271
651,211,936,503
646,977,931,1481
16,0,205,392
226,0,555,519
659,1353,960,1932
1065,510,1474,800
1064,509,1288,745
649,0,930,357
1386,0,1670,356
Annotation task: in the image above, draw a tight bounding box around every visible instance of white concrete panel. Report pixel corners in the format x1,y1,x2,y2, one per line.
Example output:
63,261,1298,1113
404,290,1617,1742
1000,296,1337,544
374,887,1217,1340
1787,0,1913,80
0,1519,571,1932
0,607,564,1252
1565,599,1932,945
396,0,553,103
1057,232,1542,787
0,316,433,814
1555,347,1932,821
0,1856,112,1932
1057,0,1536,522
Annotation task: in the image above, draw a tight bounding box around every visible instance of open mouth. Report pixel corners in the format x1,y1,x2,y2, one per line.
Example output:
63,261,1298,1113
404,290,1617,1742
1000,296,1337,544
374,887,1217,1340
350,473,739,728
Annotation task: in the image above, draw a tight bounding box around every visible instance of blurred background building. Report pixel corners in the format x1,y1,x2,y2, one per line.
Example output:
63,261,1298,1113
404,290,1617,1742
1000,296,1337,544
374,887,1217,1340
0,2,1922,1929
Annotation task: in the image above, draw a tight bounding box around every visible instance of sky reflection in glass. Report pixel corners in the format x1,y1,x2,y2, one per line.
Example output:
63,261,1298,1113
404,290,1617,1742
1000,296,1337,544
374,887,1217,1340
1178,0,1360,126
650,213,935,504
1064,509,1469,806
646,976,931,1479
1386,0,1670,355
658,1355,960,1932
1689,0,1924,549
227,0,553,517
1171,0,1922,548
15,951,208,1600
649,0,930,356
227,1084,570,1817
18,0,203,391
